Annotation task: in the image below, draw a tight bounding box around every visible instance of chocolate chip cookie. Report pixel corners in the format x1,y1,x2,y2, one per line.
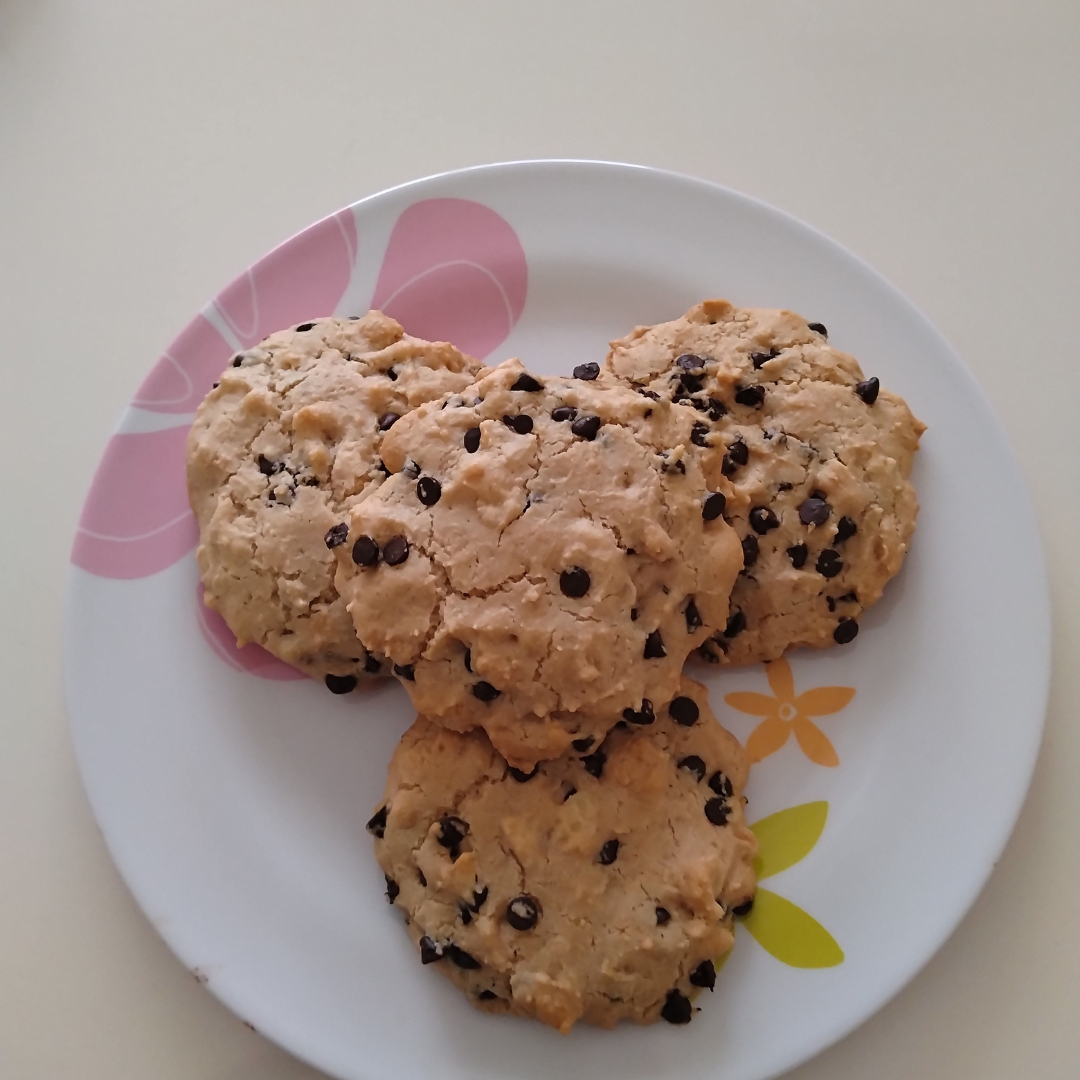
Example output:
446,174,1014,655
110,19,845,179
604,300,925,665
370,677,757,1032
186,312,480,689
334,359,744,767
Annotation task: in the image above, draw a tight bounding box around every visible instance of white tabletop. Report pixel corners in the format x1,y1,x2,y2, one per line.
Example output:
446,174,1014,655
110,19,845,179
2,1,1078,1077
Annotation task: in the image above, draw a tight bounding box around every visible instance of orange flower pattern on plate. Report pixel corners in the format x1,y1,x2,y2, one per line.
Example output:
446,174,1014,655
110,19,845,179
725,657,855,767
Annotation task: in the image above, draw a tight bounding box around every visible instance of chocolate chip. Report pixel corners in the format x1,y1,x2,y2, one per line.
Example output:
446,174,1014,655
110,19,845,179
366,805,388,838
676,354,706,371
643,630,666,659
678,755,706,782
597,839,620,865
799,497,831,526
684,599,702,632
295,322,315,332
623,699,655,725
386,367,398,382
707,397,727,421
506,894,541,930
705,798,731,826
669,696,700,726
732,897,754,917
212,381,219,388
573,363,600,381
463,427,482,453
661,990,692,1024
855,377,880,405
788,543,808,568
382,536,409,566
638,389,660,400
472,681,500,702
834,618,859,644
680,372,704,394
817,549,843,578
510,373,544,391
560,566,591,598
385,874,400,903
750,348,780,369
749,506,780,534
571,414,602,440
470,887,489,912
325,673,357,694
477,990,498,1000
416,476,442,505
572,736,594,753
445,945,482,970
702,492,727,521
502,414,533,435
392,663,415,681
437,816,469,857
364,654,382,674
708,771,734,798
656,906,671,925
324,522,349,549
351,536,379,566
723,610,746,638
420,936,443,964
378,411,400,431
741,534,759,568
581,750,606,778
508,765,539,782
231,355,242,367
689,959,716,990
691,422,710,448
807,322,828,338
257,454,279,476
734,385,765,407
722,439,749,475
551,405,577,422
834,516,858,542
458,902,473,925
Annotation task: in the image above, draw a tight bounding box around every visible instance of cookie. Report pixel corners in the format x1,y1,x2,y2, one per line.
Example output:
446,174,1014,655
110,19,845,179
604,300,925,665
334,359,744,768
186,312,481,688
370,677,757,1032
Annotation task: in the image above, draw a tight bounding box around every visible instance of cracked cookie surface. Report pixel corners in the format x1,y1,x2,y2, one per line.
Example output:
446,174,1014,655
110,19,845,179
186,312,480,687
371,677,757,1033
604,300,925,665
334,359,743,767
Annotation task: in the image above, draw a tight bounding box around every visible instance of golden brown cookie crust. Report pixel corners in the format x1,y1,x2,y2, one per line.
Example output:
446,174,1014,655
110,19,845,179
370,677,757,1033
604,300,925,665
186,312,480,685
335,358,743,767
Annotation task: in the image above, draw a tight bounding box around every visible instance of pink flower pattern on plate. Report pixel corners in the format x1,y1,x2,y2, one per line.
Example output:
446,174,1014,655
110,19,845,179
372,198,527,360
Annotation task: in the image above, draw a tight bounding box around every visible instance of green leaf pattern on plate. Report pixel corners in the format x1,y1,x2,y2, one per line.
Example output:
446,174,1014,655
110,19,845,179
726,800,844,969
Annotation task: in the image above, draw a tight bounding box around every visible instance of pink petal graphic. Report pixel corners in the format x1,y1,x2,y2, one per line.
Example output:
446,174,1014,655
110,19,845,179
371,198,527,359
132,314,233,415
214,208,358,347
72,426,197,579
195,584,306,681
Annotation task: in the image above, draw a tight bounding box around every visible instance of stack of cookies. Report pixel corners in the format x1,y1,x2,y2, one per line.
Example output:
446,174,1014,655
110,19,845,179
187,301,924,1034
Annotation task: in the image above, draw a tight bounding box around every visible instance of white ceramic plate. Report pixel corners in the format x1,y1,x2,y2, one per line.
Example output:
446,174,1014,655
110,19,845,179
65,161,1049,1080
